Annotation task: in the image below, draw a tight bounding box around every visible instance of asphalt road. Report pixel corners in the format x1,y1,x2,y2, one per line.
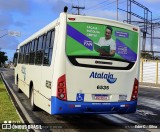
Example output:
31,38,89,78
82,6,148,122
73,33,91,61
0,68,160,132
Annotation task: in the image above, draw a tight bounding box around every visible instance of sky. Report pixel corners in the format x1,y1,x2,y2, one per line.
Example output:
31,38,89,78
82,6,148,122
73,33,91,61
0,0,160,61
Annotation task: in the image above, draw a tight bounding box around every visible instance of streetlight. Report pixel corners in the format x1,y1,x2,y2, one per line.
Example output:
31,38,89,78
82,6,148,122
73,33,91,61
8,30,21,37
0,30,21,67
0,30,21,38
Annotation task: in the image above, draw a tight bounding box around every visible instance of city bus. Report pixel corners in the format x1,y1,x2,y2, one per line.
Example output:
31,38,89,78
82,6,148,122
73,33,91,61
14,8,140,115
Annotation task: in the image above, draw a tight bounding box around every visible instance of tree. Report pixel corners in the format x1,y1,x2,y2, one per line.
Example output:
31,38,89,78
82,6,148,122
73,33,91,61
0,51,8,67
141,52,152,59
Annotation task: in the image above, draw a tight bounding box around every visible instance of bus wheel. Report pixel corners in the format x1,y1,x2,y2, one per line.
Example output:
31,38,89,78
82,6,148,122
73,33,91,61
17,77,22,93
31,88,37,111
17,88,22,93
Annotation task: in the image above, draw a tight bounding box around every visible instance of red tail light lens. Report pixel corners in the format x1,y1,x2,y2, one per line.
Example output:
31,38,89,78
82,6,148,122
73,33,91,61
68,18,75,21
57,74,67,101
131,78,139,101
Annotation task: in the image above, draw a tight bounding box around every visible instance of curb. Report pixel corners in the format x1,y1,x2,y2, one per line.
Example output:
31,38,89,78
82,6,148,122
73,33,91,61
139,85,160,89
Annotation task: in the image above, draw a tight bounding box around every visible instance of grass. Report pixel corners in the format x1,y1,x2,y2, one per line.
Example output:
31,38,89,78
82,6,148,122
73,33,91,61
0,78,21,123
0,78,28,132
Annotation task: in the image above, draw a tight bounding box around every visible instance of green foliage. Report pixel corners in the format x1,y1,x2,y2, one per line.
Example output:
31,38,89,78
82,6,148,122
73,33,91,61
0,51,8,67
141,52,152,59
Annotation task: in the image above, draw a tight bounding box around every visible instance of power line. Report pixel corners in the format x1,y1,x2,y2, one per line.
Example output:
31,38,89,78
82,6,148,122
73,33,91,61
86,0,112,11
87,0,117,15
152,17,160,21
0,34,8,38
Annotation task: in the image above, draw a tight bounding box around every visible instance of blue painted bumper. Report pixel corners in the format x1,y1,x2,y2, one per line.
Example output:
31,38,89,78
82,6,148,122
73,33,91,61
51,96,137,115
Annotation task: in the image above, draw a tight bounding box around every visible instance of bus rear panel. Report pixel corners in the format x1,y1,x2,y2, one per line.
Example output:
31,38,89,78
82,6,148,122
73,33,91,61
51,14,140,114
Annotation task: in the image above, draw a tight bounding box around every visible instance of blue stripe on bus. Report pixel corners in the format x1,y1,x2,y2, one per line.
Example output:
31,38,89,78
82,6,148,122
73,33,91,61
51,96,137,115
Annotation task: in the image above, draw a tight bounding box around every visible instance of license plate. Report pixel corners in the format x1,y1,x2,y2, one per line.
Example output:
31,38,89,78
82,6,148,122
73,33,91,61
93,94,110,100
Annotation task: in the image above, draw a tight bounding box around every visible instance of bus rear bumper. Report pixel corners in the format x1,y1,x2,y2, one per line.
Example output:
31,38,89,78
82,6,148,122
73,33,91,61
51,96,137,115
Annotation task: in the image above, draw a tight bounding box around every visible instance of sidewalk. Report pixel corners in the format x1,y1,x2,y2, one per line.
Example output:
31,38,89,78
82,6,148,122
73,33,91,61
139,82,160,88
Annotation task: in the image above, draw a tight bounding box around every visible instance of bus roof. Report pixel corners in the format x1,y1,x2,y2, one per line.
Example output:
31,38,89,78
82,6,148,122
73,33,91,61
67,14,139,32
18,13,139,49
18,18,58,48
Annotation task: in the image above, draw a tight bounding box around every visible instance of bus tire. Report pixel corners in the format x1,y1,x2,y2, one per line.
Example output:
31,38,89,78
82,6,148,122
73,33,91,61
31,88,37,111
17,76,22,93
17,88,22,93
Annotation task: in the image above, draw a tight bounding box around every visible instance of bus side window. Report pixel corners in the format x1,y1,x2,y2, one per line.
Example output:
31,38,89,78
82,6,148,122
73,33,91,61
43,31,51,65
13,52,18,67
34,39,38,51
50,30,55,47
48,30,55,65
25,43,30,64
24,44,27,64
24,45,27,64
23,45,26,64
35,35,44,65
21,46,24,64
43,29,55,65
34,39,38,64
20,46,23,63
18,47,22,64
28,42,31,64
29,40,35,64
42,35,46,49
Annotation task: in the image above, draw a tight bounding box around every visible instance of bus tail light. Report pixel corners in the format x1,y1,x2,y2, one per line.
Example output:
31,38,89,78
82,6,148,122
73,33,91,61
57,74,67,101
68,18,76,21
131,78,139,101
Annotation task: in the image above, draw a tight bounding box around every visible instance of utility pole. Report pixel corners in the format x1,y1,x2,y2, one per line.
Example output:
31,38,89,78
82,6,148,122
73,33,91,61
72,5,85,15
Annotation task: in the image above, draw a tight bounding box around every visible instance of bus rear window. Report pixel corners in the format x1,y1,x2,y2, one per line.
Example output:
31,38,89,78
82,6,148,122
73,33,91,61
66,22,138,62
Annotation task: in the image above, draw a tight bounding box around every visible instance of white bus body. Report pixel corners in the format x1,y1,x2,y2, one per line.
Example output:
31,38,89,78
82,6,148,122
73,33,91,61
14,12,140,114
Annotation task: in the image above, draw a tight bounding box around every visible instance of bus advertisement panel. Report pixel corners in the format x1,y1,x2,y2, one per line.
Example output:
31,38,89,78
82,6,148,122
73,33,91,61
66,22,138,62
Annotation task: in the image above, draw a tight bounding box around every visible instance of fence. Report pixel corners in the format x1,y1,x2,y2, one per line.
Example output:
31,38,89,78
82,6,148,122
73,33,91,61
140,59,160,84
